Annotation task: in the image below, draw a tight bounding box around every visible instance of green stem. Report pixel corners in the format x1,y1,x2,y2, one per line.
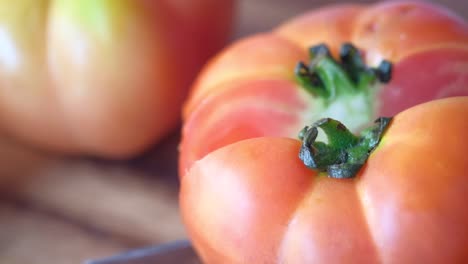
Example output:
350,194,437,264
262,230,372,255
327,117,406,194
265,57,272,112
295,43,392,102
298,117,392,178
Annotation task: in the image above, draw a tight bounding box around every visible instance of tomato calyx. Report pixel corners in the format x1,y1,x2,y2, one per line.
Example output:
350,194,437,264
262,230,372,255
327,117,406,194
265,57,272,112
295,43,392,100
298,117,392,178
295,43,392,134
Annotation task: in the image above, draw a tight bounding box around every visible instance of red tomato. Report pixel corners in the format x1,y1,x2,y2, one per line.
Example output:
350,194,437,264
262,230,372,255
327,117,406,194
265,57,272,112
179,1,468,263
180,1,468,173
182,97,468,263
0,0,235,158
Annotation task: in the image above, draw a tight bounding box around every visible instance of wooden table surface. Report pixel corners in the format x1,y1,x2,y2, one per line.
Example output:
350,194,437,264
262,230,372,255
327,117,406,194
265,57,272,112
0,1,466,263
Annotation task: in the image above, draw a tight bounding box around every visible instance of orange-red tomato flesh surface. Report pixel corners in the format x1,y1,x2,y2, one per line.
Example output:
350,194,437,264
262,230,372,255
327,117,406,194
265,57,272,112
179,1,468,263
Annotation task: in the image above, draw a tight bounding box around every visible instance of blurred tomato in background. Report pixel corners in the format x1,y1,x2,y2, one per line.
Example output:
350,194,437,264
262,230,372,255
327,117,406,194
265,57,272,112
0,0,235,158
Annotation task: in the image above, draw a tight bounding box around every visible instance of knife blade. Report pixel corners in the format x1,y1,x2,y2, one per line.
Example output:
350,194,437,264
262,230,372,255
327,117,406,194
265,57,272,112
84,240,201,264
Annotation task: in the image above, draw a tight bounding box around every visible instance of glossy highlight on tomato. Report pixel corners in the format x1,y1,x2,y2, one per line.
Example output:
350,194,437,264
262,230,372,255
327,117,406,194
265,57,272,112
179,1,468,263
0,0,235,158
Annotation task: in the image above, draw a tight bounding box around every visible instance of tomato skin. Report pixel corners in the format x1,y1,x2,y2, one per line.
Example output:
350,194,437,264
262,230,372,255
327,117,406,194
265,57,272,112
356,98,468,262
179,1,468,263
0,0,234,158
180,1,468,174
180,97,468,263
378,47,468,116
275,1,468,64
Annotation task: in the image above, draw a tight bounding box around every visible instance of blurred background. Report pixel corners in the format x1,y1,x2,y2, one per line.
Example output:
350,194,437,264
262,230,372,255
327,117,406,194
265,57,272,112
0,0,466,263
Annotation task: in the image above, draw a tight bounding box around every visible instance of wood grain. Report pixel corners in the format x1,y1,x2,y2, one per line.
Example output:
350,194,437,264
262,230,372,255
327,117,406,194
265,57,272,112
0,134,186,263
0,199,126,264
